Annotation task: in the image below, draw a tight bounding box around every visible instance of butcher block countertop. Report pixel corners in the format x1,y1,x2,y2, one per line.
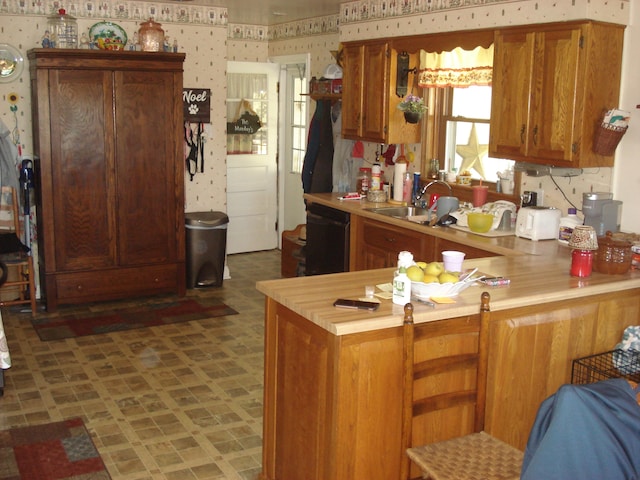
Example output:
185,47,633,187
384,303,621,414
256,254,640,336
303,192,561,257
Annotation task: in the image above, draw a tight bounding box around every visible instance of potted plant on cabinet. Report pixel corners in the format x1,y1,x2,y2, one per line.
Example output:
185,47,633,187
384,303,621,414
397,94,427,123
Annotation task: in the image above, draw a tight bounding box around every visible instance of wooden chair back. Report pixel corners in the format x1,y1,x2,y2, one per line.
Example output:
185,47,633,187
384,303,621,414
400,292,491,479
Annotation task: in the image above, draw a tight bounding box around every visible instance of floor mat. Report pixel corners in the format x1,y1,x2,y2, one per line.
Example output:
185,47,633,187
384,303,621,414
30,296,238,341
0,417,111,479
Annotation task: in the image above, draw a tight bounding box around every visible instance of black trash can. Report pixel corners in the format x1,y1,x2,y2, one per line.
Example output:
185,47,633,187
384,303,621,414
185,211,229,288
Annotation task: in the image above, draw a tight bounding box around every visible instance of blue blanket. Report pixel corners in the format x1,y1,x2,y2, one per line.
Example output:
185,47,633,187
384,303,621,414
522,378,640,480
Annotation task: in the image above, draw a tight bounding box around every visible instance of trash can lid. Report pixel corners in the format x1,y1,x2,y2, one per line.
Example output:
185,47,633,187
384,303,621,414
185,211,229,227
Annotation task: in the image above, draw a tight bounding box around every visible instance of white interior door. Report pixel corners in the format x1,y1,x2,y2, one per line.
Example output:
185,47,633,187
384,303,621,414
226,61,279,254
272,54,310,241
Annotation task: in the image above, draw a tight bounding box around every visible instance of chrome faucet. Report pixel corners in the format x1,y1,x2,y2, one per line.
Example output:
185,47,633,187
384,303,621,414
414,180,453,205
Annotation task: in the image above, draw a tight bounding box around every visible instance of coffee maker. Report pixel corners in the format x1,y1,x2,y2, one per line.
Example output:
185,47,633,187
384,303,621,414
582,192,622,236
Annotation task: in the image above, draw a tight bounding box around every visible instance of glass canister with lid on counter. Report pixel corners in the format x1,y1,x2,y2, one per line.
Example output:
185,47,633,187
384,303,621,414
47,9,78,48
138,18,165,52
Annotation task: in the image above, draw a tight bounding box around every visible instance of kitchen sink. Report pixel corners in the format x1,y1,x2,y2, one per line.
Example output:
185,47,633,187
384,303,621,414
366,206,430,219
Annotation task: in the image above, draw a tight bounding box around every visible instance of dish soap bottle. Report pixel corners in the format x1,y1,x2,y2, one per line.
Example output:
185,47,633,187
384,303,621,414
393,251,413,306
558,208,582,244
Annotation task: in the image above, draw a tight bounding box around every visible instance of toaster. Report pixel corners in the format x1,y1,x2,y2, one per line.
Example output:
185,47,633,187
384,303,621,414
515,207,562,241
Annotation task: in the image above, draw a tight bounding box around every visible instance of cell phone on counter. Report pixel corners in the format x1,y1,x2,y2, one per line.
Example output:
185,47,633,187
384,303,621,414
333,299,380,311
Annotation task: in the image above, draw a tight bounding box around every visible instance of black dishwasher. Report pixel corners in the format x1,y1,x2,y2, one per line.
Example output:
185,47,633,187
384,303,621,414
306,203,350,275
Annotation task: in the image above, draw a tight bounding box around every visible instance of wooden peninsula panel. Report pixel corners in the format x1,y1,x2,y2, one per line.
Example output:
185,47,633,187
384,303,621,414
257,256,640,480
486,289,640,449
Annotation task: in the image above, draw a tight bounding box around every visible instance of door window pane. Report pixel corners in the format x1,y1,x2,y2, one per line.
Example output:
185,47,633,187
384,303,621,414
227,72,268,154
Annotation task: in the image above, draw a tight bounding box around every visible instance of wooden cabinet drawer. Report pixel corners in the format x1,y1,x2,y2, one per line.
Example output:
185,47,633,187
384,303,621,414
362,221,424,252
54,264,179,303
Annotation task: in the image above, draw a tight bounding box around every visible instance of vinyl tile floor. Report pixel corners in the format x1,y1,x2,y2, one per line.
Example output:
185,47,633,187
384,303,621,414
0,249,283,480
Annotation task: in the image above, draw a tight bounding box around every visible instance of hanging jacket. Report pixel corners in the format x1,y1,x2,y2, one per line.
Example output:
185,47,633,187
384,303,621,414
302,99,334,193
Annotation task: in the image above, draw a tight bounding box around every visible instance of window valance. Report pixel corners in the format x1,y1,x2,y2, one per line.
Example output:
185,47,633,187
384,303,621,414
418,45,493,88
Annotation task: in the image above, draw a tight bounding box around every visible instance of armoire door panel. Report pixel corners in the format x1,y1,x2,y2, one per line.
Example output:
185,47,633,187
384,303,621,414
114,70,177,266
48,69,117,271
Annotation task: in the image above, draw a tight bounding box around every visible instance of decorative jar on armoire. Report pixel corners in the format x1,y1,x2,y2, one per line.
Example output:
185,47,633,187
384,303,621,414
28,48,186,311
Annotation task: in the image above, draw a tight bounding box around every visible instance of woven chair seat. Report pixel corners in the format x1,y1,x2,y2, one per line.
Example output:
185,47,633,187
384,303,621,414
407,431,523,480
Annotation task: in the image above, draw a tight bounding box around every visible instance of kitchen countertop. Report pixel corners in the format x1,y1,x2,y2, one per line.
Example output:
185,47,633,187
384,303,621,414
303,192,561,257
256,254,640,336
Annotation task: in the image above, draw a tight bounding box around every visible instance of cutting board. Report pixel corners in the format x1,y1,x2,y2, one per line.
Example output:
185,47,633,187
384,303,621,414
450,224,516,237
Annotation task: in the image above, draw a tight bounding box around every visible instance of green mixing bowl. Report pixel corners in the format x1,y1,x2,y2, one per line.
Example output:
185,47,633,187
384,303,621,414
467,212,493,233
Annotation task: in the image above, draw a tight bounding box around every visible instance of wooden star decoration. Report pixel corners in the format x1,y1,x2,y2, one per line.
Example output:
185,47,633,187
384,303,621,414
455,123,488,178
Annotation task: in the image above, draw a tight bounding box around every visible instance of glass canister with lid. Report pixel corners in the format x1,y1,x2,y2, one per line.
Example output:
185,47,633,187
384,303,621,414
593,231,633,274
138,18,165,52
47,9,78,49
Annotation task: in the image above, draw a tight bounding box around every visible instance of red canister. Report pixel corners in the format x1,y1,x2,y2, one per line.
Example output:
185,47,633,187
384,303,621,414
570,249,594,277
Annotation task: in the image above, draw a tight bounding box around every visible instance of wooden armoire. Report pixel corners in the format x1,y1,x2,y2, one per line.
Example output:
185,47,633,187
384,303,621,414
28,49,186,311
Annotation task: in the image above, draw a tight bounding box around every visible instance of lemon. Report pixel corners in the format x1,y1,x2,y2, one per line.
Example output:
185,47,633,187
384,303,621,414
416,261,428,269
406,265,425,282
424,262,444,277
422,274,439,284
438,272,460,284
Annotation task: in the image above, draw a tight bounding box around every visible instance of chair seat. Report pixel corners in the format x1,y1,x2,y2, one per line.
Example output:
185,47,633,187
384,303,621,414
407,431,523,480
0,252,30,264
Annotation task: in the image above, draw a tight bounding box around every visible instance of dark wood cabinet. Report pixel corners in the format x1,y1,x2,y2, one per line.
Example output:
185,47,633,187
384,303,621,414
29,49,186,310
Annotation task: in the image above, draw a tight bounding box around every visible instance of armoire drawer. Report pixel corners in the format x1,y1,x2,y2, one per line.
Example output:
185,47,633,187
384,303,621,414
53,264,179,303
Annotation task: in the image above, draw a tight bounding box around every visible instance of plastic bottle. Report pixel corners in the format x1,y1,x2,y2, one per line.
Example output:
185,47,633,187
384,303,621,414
356,167,371,196
402,171,413,205
393,251,413,306
371,163,382,191
558,208,583,244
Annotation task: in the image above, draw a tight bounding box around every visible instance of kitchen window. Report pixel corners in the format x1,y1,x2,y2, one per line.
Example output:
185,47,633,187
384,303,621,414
439,85,514,182
418,45,514,186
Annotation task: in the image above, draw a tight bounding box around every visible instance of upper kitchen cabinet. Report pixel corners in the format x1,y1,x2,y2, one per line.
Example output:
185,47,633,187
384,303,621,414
490,21,624,168
29,49,186,311
342,41,420,144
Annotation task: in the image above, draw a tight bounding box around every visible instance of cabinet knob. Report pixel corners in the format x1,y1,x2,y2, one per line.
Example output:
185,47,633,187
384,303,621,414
384,236,396,243
533,125,538,145
520,124,526,144
76,285,83,291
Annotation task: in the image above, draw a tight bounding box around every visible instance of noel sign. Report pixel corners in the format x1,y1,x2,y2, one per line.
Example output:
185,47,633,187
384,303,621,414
183,88,211,123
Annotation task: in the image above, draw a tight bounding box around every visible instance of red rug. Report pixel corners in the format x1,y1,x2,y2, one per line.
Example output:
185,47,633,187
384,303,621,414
0,418,111,479
30,297,238,341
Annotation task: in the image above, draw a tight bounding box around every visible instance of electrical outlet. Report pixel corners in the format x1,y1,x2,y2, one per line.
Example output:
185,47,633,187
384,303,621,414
536,189,544,206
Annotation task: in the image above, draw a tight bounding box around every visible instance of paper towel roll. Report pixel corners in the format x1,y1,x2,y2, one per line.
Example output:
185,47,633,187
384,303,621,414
393,162,407,202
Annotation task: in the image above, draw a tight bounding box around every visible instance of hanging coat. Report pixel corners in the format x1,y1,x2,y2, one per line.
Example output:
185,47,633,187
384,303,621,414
301,99,334,194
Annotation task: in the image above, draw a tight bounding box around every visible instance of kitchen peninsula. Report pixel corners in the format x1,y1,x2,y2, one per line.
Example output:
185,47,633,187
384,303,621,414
257,194,640,480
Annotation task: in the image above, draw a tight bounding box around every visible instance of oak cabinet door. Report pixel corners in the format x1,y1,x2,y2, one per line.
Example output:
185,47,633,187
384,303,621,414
341,44,364,138
527,28,581,163
360,42,388,142
489,30,534,159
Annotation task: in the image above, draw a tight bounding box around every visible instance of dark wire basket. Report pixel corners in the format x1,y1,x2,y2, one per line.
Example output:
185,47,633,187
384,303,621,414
571,349,640,384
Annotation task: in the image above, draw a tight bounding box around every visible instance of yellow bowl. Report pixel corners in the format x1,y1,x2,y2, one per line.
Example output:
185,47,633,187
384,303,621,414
467,212,493,233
